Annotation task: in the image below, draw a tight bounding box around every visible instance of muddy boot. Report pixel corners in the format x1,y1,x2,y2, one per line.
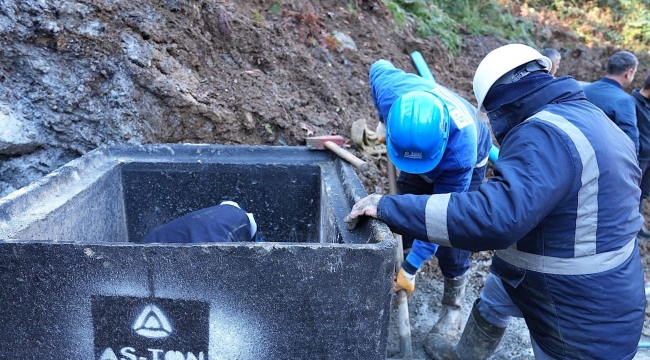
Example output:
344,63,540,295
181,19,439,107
422,276,466,359
424,299,506,360
431,276,467,338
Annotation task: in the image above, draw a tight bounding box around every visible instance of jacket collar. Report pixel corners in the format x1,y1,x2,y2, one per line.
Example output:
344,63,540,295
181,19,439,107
487,76,587,144
633,89,650,109
598,77,623,90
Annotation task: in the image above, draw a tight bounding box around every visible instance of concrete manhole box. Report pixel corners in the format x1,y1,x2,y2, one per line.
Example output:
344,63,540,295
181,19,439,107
0,144,396,359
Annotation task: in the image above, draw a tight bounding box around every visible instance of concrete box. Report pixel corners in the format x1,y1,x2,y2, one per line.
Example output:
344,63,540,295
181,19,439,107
0,144,396,360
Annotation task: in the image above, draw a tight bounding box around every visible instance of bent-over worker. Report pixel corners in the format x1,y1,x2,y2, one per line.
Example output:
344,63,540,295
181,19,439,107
370,59,493,341
140,200,258,243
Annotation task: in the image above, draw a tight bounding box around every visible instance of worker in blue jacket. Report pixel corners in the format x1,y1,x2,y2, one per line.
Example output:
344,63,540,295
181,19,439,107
582,51,639,156
346,44,645,360
140,200,258,243
633,75,650,238
370,59,493,340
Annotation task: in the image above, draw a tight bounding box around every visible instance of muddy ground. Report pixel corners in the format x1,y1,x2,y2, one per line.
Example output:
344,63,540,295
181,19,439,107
2,0,650,358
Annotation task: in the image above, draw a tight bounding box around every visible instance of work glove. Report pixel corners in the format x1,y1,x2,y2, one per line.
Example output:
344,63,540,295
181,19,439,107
375,121,386,144
393,267,416,296
344,194,383,230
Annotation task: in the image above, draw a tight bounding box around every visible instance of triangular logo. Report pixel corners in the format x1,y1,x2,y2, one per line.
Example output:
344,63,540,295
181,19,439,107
98,348,119,360
132,304,173,338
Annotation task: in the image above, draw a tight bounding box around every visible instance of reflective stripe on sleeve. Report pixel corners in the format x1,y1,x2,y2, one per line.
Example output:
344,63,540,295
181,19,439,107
425,193,452,247
496,237,636,275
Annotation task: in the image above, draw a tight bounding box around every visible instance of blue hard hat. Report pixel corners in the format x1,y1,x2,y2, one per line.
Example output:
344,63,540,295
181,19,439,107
386,91,450,174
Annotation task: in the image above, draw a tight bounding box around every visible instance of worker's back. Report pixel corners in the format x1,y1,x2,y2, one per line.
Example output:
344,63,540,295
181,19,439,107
491,77,644,359
140,202,256,243
583,78,639,154
369,59,491,189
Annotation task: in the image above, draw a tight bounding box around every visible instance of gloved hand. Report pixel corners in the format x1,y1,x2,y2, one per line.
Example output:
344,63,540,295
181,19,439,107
344,194,383,230
375,121,386,144
393,267,416,296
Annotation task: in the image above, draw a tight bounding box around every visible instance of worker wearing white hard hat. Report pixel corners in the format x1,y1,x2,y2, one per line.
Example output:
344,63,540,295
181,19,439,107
473,43,552,122
346,44,644,359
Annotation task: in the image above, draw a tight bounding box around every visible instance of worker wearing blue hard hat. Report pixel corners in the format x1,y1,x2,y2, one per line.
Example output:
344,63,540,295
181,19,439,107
370,59,493,342
385,90,451,173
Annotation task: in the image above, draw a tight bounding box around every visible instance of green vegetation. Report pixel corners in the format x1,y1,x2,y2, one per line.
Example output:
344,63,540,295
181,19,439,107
269,1,282,15
383,0,537,55
513,0,650,52
382,0,650,55
347,1,359,14
252,10,266,27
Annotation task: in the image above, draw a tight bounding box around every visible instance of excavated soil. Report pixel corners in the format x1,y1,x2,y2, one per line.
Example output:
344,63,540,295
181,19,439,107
2,0,650,358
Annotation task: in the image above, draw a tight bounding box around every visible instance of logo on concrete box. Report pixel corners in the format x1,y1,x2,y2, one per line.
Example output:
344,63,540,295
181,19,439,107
133,304,173,338
92,296,209,360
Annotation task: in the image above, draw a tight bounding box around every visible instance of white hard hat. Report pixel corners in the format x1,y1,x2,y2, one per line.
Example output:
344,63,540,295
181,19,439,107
473,44,551,117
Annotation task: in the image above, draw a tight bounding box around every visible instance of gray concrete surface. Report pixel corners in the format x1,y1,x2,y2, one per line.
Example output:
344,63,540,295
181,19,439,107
0,144,397,359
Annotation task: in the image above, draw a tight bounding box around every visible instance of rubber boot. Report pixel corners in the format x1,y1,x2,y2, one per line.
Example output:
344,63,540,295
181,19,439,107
430,276,467,338
425,299,506,360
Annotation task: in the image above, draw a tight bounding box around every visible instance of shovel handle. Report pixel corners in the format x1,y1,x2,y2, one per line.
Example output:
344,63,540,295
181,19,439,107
395,235,413,358
324,141,369,172
388,158,415,358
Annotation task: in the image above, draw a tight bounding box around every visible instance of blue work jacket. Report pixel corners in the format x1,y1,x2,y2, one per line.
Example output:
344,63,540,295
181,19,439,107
140,204,254,243
633,89,650,161
371,60,492,187
583,77,639,156
370,60,492,270
377,77,645,359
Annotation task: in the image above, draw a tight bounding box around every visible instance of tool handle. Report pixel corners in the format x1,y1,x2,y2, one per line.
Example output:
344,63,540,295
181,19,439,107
397,290,414,358
395,233,413,358
387,158,414,358
324,141,369,172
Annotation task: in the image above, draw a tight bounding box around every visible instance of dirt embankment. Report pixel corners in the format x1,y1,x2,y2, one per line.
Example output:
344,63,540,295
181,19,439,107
2,0,648,198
